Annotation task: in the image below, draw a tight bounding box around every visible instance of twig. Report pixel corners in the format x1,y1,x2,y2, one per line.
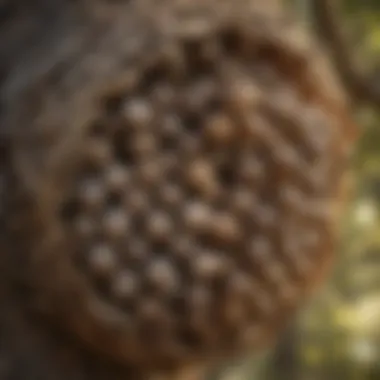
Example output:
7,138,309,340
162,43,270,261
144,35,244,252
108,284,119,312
310,0,380,108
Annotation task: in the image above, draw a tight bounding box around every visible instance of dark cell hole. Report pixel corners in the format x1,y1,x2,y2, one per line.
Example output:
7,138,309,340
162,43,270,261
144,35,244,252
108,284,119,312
182,39,202,60
106,192,122,208
74,248,95,274
141,63,169,90
81,162,103,179
197,233,228,252
60,198,81,222
206,96,222,114
182,39,213,76
112,129,136,166
217,164,236,188
182,113,202,135
150,242,170,256
178,328,202,350
92,277,113,301
130,214,145,237
139,322,166,344
88,121,107,138
103,94,124,115
210,276,226,295
161,134,178,152
256,44,280,62
220,27,242,55
170,293,187,319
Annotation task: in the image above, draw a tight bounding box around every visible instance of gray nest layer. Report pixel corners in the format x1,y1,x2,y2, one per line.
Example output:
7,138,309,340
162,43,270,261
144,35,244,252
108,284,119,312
0,0,356,378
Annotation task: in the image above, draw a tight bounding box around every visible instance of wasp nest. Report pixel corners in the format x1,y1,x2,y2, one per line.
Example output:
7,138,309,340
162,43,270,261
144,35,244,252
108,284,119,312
1,0,356,378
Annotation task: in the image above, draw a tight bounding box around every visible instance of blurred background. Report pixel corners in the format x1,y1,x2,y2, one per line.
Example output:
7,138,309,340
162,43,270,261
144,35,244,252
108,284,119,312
210,1,380,379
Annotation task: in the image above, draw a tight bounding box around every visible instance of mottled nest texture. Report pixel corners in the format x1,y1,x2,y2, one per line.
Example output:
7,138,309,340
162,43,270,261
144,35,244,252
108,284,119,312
0,0,357,379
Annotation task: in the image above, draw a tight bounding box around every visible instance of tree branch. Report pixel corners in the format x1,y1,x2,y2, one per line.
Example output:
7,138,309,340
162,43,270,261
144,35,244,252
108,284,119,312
310,0,380,108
